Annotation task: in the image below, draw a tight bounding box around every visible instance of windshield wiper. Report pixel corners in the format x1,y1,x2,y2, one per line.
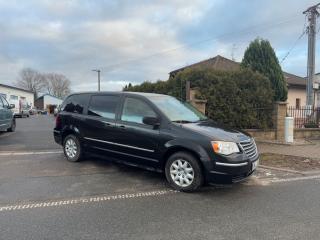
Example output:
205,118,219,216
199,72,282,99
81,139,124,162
171,120,194,124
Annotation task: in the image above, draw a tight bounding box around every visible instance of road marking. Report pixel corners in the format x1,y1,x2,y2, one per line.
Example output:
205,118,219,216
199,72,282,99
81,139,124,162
0,189,177,212
0,150,63,156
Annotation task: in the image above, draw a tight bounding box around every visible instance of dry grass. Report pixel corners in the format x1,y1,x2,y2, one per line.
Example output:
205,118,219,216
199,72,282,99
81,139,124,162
260,153,320,171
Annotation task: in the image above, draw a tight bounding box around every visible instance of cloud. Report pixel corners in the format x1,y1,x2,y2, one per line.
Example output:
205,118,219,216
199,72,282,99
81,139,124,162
0,0,317,91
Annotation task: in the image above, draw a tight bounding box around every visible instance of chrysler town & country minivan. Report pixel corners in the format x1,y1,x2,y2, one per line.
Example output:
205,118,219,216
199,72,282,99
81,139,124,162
54,92,259,191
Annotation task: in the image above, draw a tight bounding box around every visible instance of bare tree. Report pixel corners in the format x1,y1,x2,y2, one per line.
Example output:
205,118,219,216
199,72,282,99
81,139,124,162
16,68,45,98
43,73,71,98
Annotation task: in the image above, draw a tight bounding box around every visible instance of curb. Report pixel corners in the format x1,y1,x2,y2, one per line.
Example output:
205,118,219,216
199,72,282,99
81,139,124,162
259,165,305,175
260,165,320,176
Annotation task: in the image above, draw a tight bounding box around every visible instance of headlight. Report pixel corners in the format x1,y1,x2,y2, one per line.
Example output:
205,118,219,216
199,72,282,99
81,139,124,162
211,141,240,155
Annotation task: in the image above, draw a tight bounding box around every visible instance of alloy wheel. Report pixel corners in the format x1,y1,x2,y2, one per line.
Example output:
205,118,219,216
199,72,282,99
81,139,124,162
170,159,194,187
65,138,77,159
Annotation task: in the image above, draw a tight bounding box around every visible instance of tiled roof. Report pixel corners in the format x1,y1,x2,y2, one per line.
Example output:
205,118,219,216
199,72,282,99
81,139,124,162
283,72,306,87
169,55,240,75
170,55,306,87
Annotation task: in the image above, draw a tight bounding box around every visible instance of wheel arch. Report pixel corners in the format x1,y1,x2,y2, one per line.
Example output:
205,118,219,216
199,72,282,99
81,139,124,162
162,146,205,172
61,126,81,144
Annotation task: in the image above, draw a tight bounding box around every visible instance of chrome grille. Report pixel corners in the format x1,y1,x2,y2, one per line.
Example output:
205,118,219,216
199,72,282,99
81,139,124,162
239,138,258,160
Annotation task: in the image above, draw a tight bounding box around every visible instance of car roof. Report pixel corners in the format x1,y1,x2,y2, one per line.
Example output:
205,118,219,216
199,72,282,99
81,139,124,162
68,91,169,98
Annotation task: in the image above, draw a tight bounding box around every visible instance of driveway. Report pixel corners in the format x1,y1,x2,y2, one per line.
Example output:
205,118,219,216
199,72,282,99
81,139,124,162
1,115,320,239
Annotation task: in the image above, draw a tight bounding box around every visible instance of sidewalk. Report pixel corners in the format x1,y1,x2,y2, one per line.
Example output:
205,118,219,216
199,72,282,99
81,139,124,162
257,140,320,159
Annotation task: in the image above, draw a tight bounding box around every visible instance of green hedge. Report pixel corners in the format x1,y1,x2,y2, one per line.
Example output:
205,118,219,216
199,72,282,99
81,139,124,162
124,68,274,129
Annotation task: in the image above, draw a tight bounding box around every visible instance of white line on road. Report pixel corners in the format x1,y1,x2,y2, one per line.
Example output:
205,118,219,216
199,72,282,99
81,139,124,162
0,150,63,156
0,190,177,212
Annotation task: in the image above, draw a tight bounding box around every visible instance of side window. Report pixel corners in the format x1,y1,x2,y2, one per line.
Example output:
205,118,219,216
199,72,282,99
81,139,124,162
88,95,119,119
0,96,4,108
63,94,87,114
121,97,156,124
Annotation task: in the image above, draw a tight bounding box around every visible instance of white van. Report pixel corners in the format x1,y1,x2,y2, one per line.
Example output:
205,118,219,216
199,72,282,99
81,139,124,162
9,95,30,118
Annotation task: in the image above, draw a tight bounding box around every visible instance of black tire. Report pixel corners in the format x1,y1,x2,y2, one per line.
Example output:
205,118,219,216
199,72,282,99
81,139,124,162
7,119,16,132
63,134,82,162
165,151,203,192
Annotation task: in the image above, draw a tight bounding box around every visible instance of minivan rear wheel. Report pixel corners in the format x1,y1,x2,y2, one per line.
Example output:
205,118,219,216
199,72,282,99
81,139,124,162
165,151,203,192
63,134,82,162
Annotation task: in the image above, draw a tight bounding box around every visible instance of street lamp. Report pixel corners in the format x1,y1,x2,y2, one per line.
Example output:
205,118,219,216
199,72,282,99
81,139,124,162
92,69,101,91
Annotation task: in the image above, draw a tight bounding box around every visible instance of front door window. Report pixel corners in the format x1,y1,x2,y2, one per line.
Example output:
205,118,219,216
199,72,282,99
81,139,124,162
121,97,156,124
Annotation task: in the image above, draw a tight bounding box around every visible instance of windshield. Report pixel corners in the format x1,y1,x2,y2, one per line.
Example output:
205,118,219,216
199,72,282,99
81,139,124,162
149,96,207,123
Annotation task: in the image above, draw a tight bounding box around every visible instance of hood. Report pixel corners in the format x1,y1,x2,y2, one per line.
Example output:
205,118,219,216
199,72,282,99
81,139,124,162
182,120,251,142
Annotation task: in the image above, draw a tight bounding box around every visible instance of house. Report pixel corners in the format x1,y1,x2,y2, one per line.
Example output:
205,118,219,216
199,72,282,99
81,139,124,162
169,55,240,78
0,83,34,107
169,55,314,108
34,94,63,113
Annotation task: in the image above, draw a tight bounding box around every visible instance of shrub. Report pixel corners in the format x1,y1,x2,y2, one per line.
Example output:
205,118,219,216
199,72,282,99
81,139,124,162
124,68,274,129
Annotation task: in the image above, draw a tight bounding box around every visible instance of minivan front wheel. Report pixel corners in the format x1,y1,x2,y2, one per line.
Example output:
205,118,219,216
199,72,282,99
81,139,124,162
63,134,82,162
165,151,203,192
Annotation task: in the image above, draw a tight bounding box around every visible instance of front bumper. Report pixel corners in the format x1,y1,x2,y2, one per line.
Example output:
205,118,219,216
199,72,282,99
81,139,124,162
204,156,259,184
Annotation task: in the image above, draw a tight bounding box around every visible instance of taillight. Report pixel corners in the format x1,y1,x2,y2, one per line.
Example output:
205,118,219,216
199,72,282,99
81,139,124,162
55,114,61,128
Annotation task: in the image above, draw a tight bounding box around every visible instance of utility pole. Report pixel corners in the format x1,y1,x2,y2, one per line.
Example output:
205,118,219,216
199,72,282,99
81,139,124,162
303,3,320,107
92,69,101,91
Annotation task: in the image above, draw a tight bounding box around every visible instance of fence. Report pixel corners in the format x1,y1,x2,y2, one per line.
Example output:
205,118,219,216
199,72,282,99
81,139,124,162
287,106,320,129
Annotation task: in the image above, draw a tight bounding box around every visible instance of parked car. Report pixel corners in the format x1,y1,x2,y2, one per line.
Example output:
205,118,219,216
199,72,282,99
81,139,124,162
29,108,38,115
0,95,16,132
54,92,259,192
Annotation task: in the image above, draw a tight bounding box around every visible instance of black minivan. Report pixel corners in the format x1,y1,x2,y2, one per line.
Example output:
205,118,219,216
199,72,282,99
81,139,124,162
54,92,259,191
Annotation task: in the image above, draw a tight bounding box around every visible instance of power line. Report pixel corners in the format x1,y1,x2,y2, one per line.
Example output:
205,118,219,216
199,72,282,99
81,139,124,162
280,30,306,64
98,15,302,72
280,14,308,64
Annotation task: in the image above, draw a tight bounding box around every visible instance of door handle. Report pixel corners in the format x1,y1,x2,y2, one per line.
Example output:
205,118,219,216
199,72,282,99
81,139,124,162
101,120,113,127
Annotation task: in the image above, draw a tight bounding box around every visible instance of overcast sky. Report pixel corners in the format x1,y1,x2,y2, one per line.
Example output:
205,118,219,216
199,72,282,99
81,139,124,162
0,0,318,92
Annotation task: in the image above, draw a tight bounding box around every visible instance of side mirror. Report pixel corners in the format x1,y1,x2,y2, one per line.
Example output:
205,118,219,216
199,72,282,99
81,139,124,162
8,104,15,109
143,116,160,126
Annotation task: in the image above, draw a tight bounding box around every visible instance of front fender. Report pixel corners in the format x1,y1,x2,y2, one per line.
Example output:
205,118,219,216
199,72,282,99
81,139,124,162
164,139,211,163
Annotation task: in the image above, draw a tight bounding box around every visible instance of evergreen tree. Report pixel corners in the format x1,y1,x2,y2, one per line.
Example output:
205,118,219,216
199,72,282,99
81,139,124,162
241,38,287,101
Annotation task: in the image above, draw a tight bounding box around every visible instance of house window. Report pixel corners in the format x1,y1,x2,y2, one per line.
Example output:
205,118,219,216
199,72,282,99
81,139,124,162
295,98,301,109
10,95,18,100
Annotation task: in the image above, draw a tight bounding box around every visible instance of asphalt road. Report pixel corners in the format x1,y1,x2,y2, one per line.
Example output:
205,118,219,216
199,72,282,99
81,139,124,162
0,114,58,151
0,115,320,239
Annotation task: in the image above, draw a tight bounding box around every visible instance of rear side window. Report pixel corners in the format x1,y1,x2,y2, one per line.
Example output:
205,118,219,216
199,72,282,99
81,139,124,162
88,95,119,119
62,94,88,114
